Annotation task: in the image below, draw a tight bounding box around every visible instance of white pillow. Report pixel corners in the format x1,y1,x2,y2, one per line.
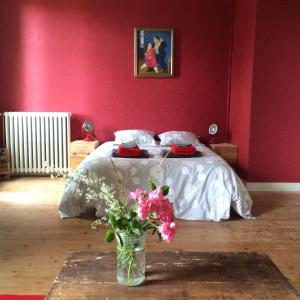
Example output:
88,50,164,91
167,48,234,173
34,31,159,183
114,130,156,145
158,131,200,146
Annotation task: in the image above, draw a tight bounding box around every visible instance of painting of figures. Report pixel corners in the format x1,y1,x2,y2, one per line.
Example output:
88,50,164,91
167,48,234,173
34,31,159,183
134,28,174,77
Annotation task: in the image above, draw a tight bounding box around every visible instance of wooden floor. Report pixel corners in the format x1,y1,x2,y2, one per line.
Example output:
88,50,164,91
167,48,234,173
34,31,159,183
0,177,299,297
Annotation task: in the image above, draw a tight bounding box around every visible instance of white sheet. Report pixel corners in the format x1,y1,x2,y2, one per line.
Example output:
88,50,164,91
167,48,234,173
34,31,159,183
59,142,254,221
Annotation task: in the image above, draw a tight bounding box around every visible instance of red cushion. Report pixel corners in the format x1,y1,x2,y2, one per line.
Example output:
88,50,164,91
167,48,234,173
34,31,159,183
171,144,197,155
118,145,141,157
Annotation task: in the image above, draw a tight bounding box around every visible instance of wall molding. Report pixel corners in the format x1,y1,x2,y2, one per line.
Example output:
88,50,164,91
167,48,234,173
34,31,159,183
246,182,300,192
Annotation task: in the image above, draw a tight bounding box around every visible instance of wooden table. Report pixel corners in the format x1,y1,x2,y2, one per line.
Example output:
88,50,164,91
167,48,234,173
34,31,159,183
46,251,298,299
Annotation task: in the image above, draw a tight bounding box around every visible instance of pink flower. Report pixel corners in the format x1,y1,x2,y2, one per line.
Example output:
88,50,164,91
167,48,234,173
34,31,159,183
136,188,162,220
157,198,174,222
137,205,149,220
129,188,143,201
130,189,149,205
133,186,176,243
158,221,177,243
149,188,164,201
137,195,158,220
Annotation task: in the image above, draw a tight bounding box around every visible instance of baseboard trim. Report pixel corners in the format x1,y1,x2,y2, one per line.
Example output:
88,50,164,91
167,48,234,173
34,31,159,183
246,182,300,192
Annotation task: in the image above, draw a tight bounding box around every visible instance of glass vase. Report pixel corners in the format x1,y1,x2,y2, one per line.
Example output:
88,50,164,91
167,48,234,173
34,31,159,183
116,232,145,286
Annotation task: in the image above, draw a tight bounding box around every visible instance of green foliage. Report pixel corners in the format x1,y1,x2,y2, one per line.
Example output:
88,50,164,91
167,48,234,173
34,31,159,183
149,181,157,191
104,228,115,243
161,185,169,196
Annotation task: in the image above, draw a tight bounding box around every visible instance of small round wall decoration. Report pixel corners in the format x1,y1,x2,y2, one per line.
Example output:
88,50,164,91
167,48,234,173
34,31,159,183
208,124,218,136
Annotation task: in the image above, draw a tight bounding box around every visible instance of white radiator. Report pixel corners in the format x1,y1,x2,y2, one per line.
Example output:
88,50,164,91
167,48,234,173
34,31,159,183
3,112,71,174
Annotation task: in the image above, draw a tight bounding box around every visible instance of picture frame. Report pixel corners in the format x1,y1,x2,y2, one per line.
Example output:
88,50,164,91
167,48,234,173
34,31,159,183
134,28,174,78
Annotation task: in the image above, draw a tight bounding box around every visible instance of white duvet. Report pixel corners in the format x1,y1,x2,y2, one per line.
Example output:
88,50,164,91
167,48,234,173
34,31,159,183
59,142,254,221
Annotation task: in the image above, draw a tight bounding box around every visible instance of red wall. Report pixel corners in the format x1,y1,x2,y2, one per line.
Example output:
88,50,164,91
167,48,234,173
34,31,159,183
229,0,300,182
0,0,233,142
248,0,300,182
229,0,257,179
1,0,299,182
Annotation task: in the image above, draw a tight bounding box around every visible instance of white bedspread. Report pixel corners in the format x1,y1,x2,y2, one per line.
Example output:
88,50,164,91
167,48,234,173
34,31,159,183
59,142,254,221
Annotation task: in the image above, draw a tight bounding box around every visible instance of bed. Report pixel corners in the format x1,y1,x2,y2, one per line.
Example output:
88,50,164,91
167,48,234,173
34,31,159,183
59,140,254,221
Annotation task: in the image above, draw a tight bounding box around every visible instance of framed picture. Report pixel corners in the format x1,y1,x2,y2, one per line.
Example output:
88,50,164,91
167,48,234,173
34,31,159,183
134,28,174,77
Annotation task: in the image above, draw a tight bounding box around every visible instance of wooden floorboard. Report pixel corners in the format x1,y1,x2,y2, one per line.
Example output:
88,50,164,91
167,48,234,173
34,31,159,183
0,177,299,296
